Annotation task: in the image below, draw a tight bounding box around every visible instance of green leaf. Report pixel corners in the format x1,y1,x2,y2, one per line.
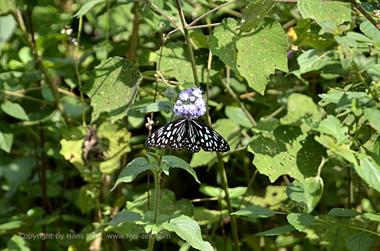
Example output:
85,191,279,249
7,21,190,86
74,0,106,17
304,176,324,213
159,42,208,83
108,211,142,226
318,115,349,144
162,155,200,184
286,180,305,204
199,185,246,199
236,19,288,94
360,21,380,44
363,212,380,222
209,18,288,94
162,215,213,251
1,101,29,120
315,135,357,165
225,106,252,128
256,224,295,236
240,0,275,32
209,18,239,73
364,108,380,133
287,213,314,231
345,232,374,251
248,127,324,182
0,221,22,233
354,154,380,192
298,0,351,26
0,130,13,153
97,122,131,173
295,49,336,75
232,204,277,219
280,93,322,126
7,235,30,251
83,57,142,122
0,15,16,42
328,208,361,217
1,157,34,190
112,157,153,190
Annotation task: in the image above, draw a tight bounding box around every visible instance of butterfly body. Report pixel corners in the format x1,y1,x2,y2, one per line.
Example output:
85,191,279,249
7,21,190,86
146,118,230,153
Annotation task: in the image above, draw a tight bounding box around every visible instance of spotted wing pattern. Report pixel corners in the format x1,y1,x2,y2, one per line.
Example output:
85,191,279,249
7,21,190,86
146,119,187,151
146,119,230,153
189,120,230,152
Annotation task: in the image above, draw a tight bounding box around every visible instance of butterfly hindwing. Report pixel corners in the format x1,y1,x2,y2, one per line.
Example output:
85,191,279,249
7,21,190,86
146,119,187,150
188,120,230,152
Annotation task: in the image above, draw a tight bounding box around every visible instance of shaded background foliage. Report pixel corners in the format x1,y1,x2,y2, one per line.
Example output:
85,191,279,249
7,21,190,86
0,0,380,250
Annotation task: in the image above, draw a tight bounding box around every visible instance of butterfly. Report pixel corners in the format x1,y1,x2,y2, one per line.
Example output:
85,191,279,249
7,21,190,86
146,118,230,153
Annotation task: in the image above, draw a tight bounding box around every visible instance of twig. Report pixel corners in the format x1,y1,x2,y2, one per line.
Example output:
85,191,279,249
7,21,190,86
16,7,69,124
175,0,199,86
349,0,380,31
220,76,257,126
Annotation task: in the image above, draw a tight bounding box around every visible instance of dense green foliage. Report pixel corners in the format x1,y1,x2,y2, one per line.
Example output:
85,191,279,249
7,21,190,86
1,0,380,250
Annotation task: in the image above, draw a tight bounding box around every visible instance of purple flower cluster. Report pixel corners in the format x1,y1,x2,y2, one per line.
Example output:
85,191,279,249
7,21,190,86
173,87,206,119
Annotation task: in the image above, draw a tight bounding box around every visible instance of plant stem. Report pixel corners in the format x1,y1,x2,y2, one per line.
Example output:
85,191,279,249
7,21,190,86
205,49,240,250
349,0,380,31
126,1,140,62
73,16,86,128
216,154,240,251
175,0,199,86
147,152,163,251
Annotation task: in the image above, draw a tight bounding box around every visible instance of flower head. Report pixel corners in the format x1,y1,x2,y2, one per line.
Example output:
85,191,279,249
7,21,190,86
173,87,206,119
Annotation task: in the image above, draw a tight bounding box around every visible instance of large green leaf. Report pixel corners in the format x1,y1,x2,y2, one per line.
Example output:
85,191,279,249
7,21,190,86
345,232,374,251
209,18,288,94
162,155,200,184
236,20,288,94
83,57,142,122
295,49,337,75
112,157,153,190
328,208,360,217
360,21,380,44
162,215,213,251
298,0,351,27
248,126,325,182
1,100,29,120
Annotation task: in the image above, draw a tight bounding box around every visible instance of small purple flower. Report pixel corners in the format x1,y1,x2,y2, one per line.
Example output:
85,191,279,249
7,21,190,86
173,87,206,119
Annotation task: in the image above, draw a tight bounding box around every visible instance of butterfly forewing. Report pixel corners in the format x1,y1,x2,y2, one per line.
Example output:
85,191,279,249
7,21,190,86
146,119,187,150
146,118,229,153
189,120,230,152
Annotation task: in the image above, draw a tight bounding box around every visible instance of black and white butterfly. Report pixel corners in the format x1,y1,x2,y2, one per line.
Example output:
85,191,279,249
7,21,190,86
146,118,230,153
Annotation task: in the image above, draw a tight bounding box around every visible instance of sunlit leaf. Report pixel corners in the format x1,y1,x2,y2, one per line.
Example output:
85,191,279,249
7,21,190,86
162,215,213,251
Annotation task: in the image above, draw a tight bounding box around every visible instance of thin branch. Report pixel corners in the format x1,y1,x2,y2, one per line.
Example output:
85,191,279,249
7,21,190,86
220,77,257,126
349,0,380,31
175,0,199,86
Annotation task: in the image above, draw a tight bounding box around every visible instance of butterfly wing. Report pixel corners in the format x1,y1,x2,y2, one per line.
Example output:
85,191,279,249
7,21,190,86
146,119,187,151
188,120,230,152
